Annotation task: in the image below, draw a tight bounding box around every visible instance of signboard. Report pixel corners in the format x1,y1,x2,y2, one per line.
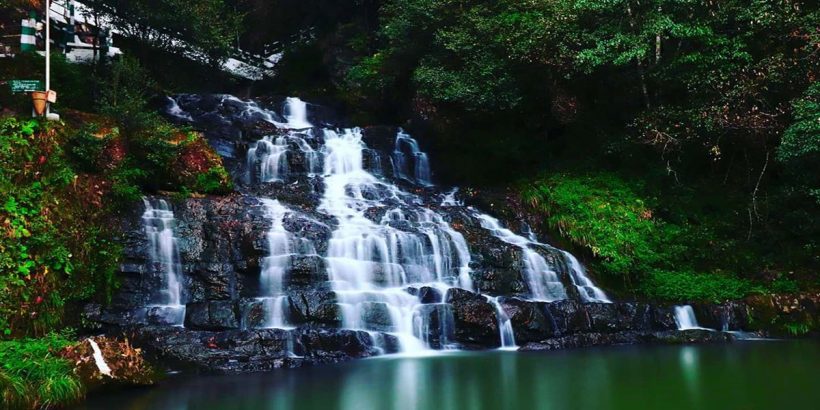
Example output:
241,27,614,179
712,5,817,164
46,90,57,103
9,80,44,93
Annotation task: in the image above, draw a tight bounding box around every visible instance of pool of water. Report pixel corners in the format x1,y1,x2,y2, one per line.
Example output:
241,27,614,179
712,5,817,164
79,341,819,410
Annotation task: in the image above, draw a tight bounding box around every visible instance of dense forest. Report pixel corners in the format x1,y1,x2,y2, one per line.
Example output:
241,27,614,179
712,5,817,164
261,0,820,301
0,0,817,408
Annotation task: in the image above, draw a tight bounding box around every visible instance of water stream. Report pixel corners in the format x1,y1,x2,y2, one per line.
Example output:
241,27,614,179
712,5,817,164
142,198,186,326
166,95,612,353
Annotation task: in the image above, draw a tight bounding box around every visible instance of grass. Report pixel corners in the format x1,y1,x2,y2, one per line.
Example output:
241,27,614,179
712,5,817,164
0,332,84,409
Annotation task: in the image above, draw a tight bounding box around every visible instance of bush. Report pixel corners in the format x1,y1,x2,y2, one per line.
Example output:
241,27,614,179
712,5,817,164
521,173,672,276
97,56,157,132
520,172,789,302
640,270,756,303
0,118,121,337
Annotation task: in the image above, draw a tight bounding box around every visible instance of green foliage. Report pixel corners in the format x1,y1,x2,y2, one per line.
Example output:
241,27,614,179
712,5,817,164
109,163,149,204
522,173,671,275
778,82,820,207
521,172,790,302
784,322,811,337
640,270,755,303
0,118,75,335
84,0,243,64
0,331,83,409
65,124,116,173
192,166,233,195
97,56,157,132
779,83,820,164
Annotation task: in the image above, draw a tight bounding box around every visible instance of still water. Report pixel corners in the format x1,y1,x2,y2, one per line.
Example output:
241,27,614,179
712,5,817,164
81,341,819,410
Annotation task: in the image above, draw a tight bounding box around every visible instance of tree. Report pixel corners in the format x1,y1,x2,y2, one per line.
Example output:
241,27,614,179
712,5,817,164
83,0,243,64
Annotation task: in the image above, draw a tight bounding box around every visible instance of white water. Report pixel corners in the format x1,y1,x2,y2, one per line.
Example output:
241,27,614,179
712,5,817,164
142,198,186,325
87,339,112,377
440,188,462,207
393,129,432,185
674,305,701,330
487,296,517,349
248,136,289,183
168,94,613,353
563,251,611,303
319,128,474,353
165,96,193,122
283,97,313,129
475,213,568,301
259,199,294,329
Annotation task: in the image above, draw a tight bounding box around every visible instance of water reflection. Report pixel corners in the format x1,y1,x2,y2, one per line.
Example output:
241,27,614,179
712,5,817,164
80,342,820,410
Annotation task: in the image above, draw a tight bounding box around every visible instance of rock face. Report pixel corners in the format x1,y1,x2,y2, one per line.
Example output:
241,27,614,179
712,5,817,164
89,95,805,375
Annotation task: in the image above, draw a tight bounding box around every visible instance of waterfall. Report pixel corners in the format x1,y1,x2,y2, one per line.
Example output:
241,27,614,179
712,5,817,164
487,296,517,349
392,129,432,185
318,128,472,353
247,136,289,183
142,198,186,325
165,96,193,122
283,97,312,129
674,305,701,330
87,339,112,377
562,251,611,303
440,188,462,207
475,213,568,301
259,199,294,329
169,94,615,354
413,303,457,350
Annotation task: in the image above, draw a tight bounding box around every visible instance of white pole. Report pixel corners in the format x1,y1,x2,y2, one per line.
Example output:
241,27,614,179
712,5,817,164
44,0,51,116
45,0,50,91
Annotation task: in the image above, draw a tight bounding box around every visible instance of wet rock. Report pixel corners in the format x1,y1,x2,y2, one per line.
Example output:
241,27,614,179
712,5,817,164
414,304,456,349
500,298,552,343
238,298,266,329
446,288,500,347
520,329,734,352
288,255,329,287
185,301,239,330
289,290,342,326
360,302,395,332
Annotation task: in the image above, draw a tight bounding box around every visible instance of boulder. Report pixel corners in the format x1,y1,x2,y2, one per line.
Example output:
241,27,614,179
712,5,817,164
184,301,239,330
446,288,500,347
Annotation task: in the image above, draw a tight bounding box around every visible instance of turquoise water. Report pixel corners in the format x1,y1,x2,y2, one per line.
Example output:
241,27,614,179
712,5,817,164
80,341,820,410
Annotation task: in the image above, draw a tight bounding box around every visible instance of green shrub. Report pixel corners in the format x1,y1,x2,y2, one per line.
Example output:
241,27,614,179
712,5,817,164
0,331,83,409
640,270,756,303
97,56,157,132
521,173,671,276
0,118,121,337
65,124,115,173
520,172,780,302
193,166,233,194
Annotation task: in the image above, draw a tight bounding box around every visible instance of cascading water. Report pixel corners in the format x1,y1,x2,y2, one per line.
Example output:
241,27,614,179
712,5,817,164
563,251,611,303
475,213,568,302
87,339,112,377
247,136,289,183
318,128,476,353
258,199,294,329
392,129,432,185
487,296,517,349
142,198,186,325
283,97,312,129
165,96,193,122
674,305,701,330
165,94,613,353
